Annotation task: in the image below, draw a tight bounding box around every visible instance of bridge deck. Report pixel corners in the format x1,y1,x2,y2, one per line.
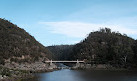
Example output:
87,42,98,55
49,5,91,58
45,61,84,63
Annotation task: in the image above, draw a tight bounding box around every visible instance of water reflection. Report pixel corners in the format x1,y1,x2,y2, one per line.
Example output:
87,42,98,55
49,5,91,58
39,69,85,81
21,69,137,81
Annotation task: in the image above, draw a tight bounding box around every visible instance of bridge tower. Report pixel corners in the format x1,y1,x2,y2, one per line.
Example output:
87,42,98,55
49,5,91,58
76,59,80,68
48,60,57,69
50,60,53,65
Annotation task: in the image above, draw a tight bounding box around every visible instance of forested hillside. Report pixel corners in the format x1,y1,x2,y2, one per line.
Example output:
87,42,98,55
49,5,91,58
0,18,52,65
69,28,137,68
1,18,137,69
47,45,73,60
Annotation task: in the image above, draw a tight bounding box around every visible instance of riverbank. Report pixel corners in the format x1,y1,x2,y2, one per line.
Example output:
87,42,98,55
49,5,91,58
0,61,57,81
0,66,31,81
71,63,137,71
1,63,137,81
72,68,137,71
0,67,58,81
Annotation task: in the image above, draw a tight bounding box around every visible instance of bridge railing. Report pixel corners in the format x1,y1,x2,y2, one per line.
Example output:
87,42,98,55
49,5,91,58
45,60,85,63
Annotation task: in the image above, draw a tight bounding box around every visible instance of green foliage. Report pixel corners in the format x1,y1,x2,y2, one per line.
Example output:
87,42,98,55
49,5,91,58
48,45,73,60
0,18,52,64
51,28,137,68
70,28,137,68
0,66,30,77
0,67,11,76
1,18,137,69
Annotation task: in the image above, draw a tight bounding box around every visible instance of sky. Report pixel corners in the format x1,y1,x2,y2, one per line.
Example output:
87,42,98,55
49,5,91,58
0,0,137,46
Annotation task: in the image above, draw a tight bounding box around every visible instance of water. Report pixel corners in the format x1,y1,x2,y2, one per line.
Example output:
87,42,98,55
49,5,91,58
21,69,137,81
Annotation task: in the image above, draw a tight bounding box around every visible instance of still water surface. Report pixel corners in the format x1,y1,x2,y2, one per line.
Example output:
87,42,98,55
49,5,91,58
21,69,137,81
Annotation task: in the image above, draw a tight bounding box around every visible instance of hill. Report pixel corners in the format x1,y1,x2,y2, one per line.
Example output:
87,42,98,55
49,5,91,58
68,28,137,68
0,18,52,65
47,45,73,60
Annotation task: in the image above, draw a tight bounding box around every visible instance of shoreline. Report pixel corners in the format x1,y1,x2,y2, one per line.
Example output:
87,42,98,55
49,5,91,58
71,67,137,72
0,68,58,81
3,68,137,81
1,65,137,81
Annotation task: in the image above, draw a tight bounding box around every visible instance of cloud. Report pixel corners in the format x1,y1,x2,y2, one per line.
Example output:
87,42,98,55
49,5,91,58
39,21,137,38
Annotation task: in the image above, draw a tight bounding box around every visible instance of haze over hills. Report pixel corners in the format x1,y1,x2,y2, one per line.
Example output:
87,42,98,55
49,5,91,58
49,28,137,68
0,18,52,65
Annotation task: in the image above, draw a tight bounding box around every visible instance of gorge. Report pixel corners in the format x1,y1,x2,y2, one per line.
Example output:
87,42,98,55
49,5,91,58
0,18,137,81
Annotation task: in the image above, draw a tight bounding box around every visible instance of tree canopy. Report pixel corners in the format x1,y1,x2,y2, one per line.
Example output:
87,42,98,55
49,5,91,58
0,18,52,64
50,28,137,68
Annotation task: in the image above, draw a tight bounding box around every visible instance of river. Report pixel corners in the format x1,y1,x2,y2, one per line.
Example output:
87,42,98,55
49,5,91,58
21,69,137,81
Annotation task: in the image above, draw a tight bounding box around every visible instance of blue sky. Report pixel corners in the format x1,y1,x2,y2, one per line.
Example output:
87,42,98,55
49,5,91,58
0,0,137,46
